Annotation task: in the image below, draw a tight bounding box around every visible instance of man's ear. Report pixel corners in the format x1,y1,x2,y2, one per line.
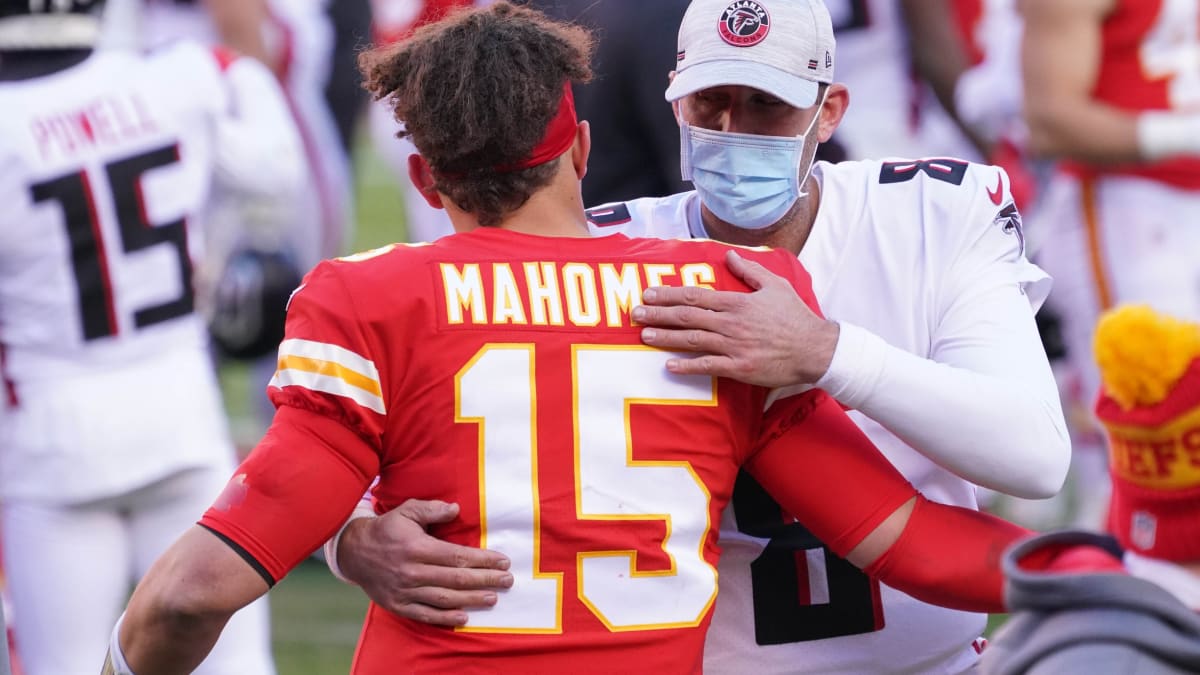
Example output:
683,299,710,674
406,154,444,209
667,71,683,125
571,120,591,181
817,83,850,143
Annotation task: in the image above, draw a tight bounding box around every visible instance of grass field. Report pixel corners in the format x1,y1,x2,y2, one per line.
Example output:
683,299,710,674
269,560,367,673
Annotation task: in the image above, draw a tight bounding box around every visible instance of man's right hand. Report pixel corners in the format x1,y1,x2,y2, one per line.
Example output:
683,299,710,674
337,499,514,627
634,250,839,388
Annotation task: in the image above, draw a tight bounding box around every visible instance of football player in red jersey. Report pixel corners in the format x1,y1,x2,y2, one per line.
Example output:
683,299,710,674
108,4,1029,673
1020,0,1200,531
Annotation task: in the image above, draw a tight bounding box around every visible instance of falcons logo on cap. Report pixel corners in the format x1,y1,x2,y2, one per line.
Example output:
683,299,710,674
730,8,760,33
719,1,771,46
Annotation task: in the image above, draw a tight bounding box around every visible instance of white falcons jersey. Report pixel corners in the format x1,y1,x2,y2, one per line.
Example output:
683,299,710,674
0,45,239,503
586,158,1050,674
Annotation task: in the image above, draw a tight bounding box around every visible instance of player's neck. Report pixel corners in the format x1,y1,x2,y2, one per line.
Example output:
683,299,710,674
496,170,591,238
698,175,822,254
0,49,92,81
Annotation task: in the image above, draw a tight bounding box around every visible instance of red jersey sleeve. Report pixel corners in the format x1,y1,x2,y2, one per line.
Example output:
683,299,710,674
863,495,1029,613
199,260,390,584
199,406,379,584
749,390,1028,613
268,260,388,447
745,390,917,557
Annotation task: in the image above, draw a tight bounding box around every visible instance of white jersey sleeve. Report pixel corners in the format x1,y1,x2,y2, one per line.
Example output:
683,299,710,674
814,158,1069,499
142,42,304,198
205,49,305,197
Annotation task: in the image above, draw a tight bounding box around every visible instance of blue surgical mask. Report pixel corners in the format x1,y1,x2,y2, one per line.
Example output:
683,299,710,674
679,98,824,230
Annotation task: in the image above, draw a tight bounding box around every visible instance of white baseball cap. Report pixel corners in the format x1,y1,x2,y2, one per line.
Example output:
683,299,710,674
665,0,836,109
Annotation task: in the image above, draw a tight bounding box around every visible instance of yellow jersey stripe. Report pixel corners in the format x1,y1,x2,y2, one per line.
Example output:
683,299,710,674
269,367,386,415
277,354,383,398
278,338,381,381
271,338,385,414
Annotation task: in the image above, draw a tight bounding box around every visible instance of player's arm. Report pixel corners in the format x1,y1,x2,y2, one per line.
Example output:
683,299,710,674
1019,0,1127,161
900,0,991,156
816,180,1069,501
111,262,387,672
1020,0,1200,162
109,406,379,674
105,527,267,675
204,0,276,73
746,391,1031,613
820,288,1069,499
209,49,305,196
117,258,389,665
323,495,514,627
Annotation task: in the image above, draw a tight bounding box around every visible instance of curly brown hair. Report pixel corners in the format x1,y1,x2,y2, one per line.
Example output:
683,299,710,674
360,1,595,227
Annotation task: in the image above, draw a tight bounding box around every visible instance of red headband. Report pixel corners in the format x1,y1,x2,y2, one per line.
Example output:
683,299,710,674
495,81,578,172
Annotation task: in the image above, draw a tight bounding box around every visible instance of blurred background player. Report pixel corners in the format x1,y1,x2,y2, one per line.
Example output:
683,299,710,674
948,0,1043,209
99,0,357,438
951,0,1025,150
981,305,1200,674
107,0,354,268
1020,0,1200,531
824,0,984,160
828,0,1041,218
0,0,302,671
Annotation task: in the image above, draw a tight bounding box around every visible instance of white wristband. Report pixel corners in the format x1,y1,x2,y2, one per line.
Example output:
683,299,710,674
814,321,889,410
103,614,136,675
1137,111,1200,161
323,501,379,584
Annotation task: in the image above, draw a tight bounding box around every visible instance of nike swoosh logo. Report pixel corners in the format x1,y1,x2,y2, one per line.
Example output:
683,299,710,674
987,172,1004,206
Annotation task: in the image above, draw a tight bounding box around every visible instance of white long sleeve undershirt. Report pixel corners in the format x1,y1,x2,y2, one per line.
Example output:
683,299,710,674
816,283,1070,499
